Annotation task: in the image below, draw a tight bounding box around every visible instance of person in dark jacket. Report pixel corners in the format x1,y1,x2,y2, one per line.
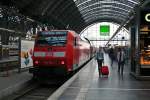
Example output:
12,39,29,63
96,47,104,75
117,48,125,74
109,48,115,67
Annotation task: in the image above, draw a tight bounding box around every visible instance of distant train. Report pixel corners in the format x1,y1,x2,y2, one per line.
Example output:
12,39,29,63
29,30,96,77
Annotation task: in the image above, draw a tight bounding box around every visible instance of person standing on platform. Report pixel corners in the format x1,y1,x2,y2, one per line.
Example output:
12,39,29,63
109,48,115,67
117,48,125,74
96,47,104,75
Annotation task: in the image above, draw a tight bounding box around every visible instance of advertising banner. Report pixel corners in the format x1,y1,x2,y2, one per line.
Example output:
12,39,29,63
21,40,34,68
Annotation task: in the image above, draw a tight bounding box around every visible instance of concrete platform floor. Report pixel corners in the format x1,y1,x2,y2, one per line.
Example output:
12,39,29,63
0,70,32,99
59,53,150,100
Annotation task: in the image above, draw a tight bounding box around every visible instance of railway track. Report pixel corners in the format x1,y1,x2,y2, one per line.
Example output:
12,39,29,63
2,59,92,100
11,85,57,100
3,76,68,100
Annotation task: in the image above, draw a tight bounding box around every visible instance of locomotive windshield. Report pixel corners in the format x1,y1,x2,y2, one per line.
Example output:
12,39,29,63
36,31,67,46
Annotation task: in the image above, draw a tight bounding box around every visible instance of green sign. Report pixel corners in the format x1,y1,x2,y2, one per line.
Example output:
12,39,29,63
100,25,110,36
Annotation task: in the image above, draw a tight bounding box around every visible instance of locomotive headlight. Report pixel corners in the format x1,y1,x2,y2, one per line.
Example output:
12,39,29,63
61,61,65,64
34,61,39,64
68,68,72,71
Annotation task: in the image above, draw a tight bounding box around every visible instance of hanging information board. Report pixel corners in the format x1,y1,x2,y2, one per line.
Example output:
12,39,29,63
21,40,34,68
99,25,110,36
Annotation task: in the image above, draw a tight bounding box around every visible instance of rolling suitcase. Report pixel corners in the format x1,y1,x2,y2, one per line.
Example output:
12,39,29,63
100,66,109,75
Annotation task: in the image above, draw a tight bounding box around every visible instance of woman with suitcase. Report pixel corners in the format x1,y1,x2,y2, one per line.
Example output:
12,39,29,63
96,47,104,75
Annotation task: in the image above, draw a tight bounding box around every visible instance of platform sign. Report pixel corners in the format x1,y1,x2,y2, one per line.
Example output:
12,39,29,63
21,40,34,68
140,9,150,34
100,25,110,36
140,9,150,25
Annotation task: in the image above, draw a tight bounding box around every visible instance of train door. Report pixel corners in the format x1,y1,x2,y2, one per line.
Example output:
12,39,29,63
73,36,80,70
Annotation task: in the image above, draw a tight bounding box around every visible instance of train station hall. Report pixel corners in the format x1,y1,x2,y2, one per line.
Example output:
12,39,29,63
0,0,150,100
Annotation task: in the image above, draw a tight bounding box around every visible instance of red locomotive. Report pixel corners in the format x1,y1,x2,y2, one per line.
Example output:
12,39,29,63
29,30,95,77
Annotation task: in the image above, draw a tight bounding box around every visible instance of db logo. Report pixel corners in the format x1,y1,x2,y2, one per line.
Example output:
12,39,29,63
145,13,150,22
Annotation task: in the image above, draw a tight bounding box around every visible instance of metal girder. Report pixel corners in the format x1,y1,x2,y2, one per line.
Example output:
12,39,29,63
73,0,140,29
105,21,127,46
80,6,130,15
75,0,139,5
84,12,127,21
53,0,75,17
84,14,126,23
49,0,85,29
40,15,66,28
142,0,150,7
59,7,84,26
85,19,124,25
42,0,65,16
82,10,128,18
12,0,32,8
78,1,134,12
85,19,124,26
58,6,81,22
79,5,130,25
0,0,141,34
105,15,134,46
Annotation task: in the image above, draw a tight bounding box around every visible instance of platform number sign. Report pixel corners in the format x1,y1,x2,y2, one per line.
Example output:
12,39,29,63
100,25,110,36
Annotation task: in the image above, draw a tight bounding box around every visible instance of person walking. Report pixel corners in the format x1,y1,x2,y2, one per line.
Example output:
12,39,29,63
109,48,115,67
117,48,125,74
96,47,104,75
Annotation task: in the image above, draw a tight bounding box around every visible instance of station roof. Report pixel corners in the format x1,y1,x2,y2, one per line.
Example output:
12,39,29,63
0,0,147,33
75,0,140,23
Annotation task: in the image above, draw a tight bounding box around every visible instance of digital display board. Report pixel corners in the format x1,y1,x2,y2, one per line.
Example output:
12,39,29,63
100,25,110,36
38,31,67,36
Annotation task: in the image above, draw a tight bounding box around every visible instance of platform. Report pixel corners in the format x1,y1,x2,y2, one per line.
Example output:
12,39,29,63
0,71,32,99
0,56,18,64
58,53,150,100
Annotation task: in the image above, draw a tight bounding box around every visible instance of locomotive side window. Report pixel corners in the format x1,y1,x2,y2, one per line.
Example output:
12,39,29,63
74,37,77,46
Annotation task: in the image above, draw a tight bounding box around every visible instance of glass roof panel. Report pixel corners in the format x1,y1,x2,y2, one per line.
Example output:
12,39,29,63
84,13,126,20
73,0,140,24
84,15,125,23
80,5,130,14
75,0,139,6
78,1,134,11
